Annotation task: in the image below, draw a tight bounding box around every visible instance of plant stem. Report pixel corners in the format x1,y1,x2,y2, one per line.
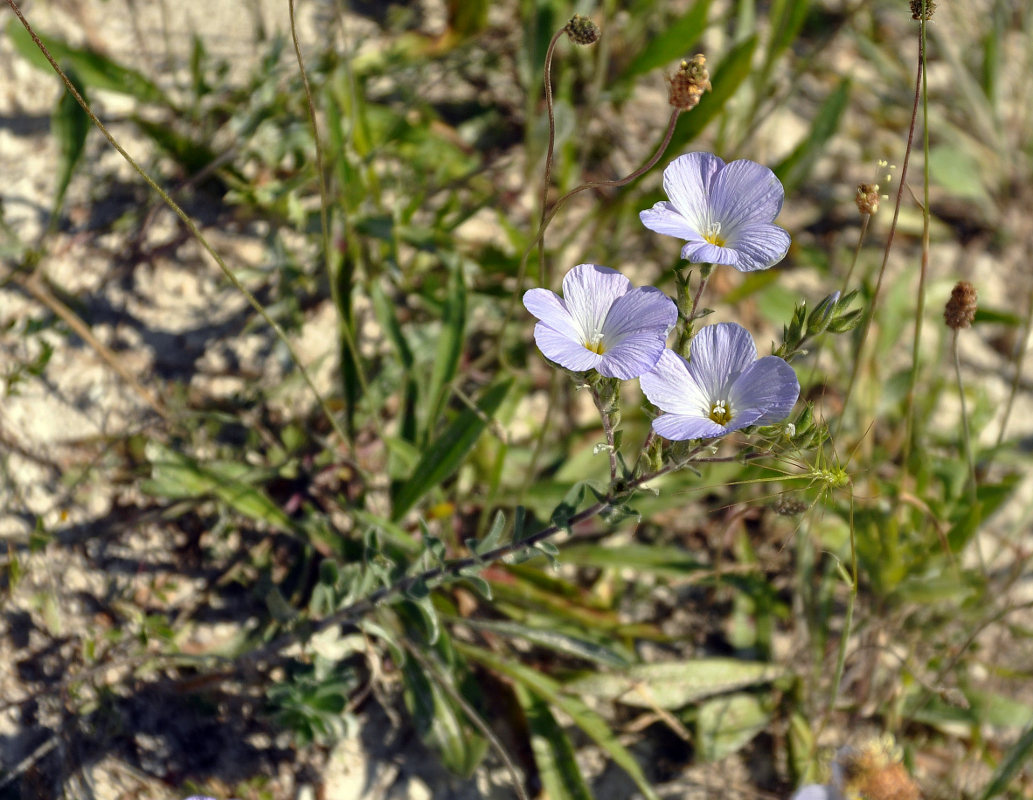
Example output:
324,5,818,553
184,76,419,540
591,382,619,486
952,331,978,504
288,0,383,450
902,14,931,472
837,33,924,434
538,26,566,286
238,453,762,668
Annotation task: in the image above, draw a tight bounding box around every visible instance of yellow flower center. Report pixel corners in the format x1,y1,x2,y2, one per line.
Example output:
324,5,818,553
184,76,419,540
703,220,726,247
708,400,732,425
584,333,606,354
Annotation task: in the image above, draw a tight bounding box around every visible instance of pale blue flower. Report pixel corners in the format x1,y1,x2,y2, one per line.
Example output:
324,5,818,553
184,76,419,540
640,152,791,271
523,264,677,380
790,786,843,800
640,322,799,440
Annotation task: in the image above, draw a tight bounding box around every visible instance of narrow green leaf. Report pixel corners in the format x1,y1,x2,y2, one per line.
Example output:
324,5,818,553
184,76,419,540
142,441,292,531
423,256,467,440
51,68,89,215
668,36,757,151
459,643,661,800
6,20,169,106
565,659,782,710
461,618,629,668
514,684,593,800
392,380,511,520
978,720,1033,800
773,79,850,194
132,116,221,176
561,543,707,579
617,0,711,83
400,652,488,778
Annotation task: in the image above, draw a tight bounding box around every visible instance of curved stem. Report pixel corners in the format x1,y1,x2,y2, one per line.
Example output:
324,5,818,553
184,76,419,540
497,110,681,359
538,26,566,286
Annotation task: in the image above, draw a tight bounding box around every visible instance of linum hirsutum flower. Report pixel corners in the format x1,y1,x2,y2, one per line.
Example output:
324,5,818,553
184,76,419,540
640,322,799,440
640,152,791,271
523,264,677,380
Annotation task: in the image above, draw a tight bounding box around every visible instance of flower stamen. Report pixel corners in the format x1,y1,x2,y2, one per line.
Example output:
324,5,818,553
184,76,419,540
584,333,606,355
708,399,732,425
702,220,725,247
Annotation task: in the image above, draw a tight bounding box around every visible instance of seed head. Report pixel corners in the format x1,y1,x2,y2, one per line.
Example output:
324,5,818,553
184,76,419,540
856,183,881,215
668,55,711,112
838,736,920,800
910,0,936,19
566,14,600,46
944,281,978,330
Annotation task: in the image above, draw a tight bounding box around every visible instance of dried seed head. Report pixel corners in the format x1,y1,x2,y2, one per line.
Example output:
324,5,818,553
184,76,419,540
856,182,881,215
944,281,978,330
566,14,601,46
910,0,936,19
669,55,711,112
838,736,920,800
773,495,809,516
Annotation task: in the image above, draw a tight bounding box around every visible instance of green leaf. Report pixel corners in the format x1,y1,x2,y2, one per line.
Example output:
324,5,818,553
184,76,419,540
423,255,467,441
561,543,708,579
616,0,711,84
51,68,89,215
141,441,292,531
391,380,512,520
459,643,661,800
132,116,221,177
564,659,782,709
6,20,170,106
773,78,850,194
460,619,629,668
400,652,488,778
514,684,593,800
696,693,773,761
668,35,757,151
977,720,1033,800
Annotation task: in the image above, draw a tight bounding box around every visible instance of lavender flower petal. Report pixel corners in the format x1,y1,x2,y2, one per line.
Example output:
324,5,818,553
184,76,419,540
661,152,724,230
685,323,757,400
639,201,701,240
640,349,708,415
604,286,679,341
724,223,792,272
790,787,839,800
533,321,603,373
523,288,581,341
728,355,801,425
652,411,728,441
561,264,630,343
709,158,786,231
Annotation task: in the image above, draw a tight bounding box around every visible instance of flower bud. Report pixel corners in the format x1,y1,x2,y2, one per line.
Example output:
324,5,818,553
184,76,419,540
944,281,977,330
668,55,711,112
856,183,880,215
566,14,600,46
910,0,936,19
